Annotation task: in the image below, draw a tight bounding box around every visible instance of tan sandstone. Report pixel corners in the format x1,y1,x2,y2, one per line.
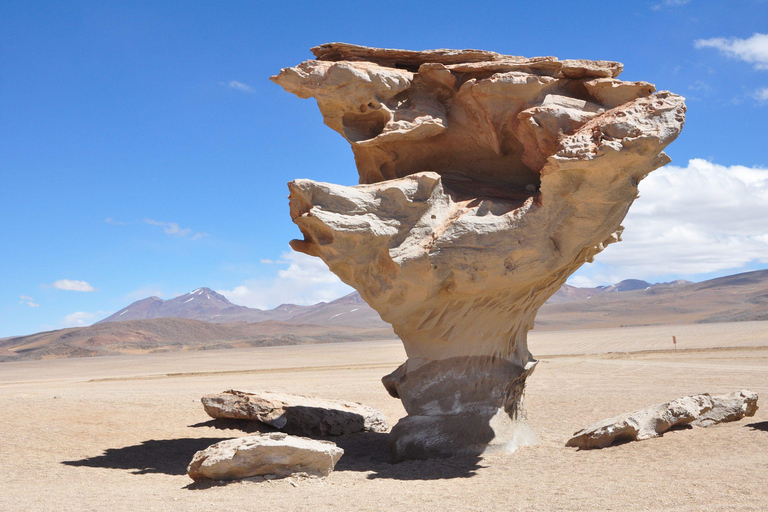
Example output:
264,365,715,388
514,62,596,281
201,389,388,436
272,43,686,460
566,390,759,449
187,432,343,481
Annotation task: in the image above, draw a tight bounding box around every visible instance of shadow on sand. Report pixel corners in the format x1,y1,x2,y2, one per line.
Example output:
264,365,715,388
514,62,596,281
62,437,232,476
191,418,484,481
62,418,484,482
330,430,485,480
746,421,768,432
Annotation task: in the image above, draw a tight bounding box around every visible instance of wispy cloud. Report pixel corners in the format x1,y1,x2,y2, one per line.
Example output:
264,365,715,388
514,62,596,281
63,311,97,327
105,217,131,225
688,80,712,93
221,80,255,93
218,251,354,309
145,219,208,240
19,295,40,308
695,33,768,70
50,279,97,292
652,0,690,10
755,87,768,102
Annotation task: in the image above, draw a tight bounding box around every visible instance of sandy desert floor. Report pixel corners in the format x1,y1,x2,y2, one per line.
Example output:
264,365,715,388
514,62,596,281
1,321,767,511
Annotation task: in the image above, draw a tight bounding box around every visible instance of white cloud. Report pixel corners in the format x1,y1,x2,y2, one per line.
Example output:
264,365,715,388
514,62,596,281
105,217,130,225
221,80,255,93
145,219,208,240
566,275,602,288
688,80,712,94
63,311,97,327
19,295,40,308
652,0,690,10
51,279,96,292
695,33,768,70
260,259,275,264
218,251,354,309
755,87,768,102
573,159,768,284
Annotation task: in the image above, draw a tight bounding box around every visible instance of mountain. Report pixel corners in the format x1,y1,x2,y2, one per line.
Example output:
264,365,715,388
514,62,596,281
600,279,652,292
97,271,765,332
534,270,768,330
3,269,766,362
97,288,382,328
0,317,395,362
97,288,274,324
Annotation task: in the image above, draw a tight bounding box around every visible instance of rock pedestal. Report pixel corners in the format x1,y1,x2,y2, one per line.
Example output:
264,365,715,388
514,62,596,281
272,43,686,460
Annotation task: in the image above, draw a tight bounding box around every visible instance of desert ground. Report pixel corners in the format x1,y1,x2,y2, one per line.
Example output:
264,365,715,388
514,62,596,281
1,321,767,511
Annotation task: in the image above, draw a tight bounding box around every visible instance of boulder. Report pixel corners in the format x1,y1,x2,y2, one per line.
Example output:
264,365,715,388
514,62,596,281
272,43,686,460
202,389,388,436
692,389,759,427
187,432,343,481
567,390,759,449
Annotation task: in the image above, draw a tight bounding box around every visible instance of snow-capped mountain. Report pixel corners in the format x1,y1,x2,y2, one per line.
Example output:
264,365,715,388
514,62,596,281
97,288,275,324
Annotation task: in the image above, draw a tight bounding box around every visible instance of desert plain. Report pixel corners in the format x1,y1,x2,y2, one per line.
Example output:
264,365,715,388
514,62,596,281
1,321,766,512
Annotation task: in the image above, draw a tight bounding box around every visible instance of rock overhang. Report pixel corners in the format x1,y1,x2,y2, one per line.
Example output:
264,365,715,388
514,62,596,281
271,43,676,197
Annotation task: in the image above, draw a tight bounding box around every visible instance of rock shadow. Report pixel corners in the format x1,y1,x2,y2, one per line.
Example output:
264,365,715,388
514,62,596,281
62,437,231,476
333,432,485,480
193,418,483,480
189,418,278,434
746,421,768,432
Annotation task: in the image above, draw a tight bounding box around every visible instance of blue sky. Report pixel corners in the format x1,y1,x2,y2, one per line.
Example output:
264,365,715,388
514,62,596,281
2,0,767,337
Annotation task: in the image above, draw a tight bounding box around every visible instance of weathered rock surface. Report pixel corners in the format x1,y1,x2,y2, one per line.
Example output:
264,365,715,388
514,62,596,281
273,43,686,460
202,390,388,436
187,432,343,481
692,389,759,427
567,390,759,449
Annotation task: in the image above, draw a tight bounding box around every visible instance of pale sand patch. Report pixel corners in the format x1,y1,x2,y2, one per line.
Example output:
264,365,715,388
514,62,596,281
0,322,766,511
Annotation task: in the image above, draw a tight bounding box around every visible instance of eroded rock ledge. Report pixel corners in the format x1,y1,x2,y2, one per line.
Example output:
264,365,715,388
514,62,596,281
272,43,686,460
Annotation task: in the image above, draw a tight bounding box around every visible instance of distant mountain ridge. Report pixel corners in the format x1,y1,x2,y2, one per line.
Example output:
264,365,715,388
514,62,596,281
535,270,768,329
96,271,765,333
3,269,764,362
98,287,384,328
0,317,394,362
98,288,284,324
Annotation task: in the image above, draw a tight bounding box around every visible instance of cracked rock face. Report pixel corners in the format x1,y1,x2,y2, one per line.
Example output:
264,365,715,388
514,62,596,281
272,43,686,461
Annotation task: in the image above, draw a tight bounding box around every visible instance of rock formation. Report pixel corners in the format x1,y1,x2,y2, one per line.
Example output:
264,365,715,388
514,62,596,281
566,390,759,449
187,432,343,481
272,43,686,460
202,390,388,436
692,389,759,427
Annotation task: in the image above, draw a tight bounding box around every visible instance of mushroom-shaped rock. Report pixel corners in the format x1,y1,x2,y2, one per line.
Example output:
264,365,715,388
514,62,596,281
187,433,343,481
272,43,686,460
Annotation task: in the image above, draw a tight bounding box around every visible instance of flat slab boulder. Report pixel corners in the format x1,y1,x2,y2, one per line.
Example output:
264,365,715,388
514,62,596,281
187,432,343,481
567,390,759,449
202,389,389,436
